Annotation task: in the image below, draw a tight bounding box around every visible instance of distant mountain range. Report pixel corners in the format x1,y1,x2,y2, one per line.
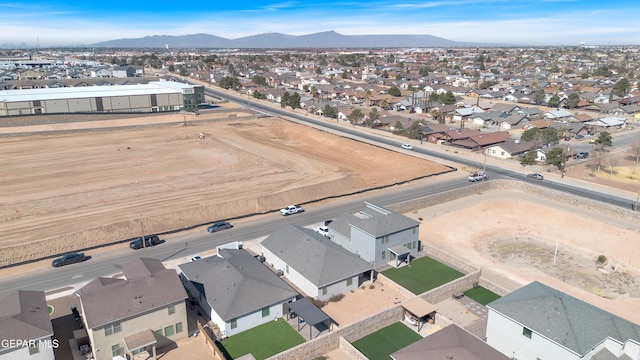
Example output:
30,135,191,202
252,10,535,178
90,31,489,49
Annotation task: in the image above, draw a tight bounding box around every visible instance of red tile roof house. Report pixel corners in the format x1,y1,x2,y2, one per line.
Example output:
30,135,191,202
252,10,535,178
450,131,511,151
75,258,188,360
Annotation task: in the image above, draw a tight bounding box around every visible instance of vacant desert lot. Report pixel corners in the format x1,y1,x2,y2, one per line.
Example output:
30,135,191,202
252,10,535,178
0,115,450,265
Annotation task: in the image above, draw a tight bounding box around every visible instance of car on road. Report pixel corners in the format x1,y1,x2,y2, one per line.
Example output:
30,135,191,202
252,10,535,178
280,205,304,216
575,151,589,159
468,172,488,182
52,252,90,267
563,136,571,141
401,143,413,150
316,226,330,237
207,221,233,233
527,173,544,180
190,254,202,262
129,235,161,250
575,134,586,140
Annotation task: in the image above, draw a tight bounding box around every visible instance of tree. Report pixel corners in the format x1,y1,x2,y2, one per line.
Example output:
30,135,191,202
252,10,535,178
388,86,401,97
565,93,580,108
612,78,631,97
347,109,364,125
394,121,404,132
608,154,620,176
252,90,266,99
594,148,606,172
548,95,561,108
533,89,545,104
366,108,380,128
168,64,175,73
251,75,268,86
520,150,538,167
593,131,612,151
540,128,559,146
281,91,290,108
218,76,240,89
441,91,456,105
407,121,423,140
631,142,640,162
545,147,565,170
521,128,541,141
323,104,337,118
380,99,389,110
288,92,301,109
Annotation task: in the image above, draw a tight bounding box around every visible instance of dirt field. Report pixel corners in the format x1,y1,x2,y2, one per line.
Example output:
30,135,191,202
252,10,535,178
0,113,450,266
409,190,640,324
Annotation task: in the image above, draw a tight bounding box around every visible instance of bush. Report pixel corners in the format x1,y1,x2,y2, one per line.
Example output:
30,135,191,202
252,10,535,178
596,255,607,264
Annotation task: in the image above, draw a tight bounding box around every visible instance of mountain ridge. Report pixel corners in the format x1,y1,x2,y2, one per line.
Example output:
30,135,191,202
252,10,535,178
90,30,491,48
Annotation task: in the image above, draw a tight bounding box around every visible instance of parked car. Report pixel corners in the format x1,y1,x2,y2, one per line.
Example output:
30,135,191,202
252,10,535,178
527,173,544,180
52,252,89,267
280,205,304,216
190,254,202,262
575,134,586,140
576,151,589,159
563,137,571,141
129,235,161,250
401,143,413,150
207,221,233,233
316,226,330,237
468,172,488,182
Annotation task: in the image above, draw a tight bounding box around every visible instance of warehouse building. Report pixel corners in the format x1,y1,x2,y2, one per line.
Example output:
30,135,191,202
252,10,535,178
0,81,204,116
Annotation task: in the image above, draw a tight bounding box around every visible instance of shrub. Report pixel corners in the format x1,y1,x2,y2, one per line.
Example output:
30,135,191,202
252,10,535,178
596,255,607,264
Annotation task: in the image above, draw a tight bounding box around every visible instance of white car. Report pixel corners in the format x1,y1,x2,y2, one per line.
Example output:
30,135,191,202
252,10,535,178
401,143,413,150
280,205,304,216
316,226,330,237
190,254,202,262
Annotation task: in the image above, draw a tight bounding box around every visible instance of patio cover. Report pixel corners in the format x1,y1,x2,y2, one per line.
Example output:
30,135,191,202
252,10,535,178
289,298,331,327
402,297,436,319
123,329,157,352
389,244,412,268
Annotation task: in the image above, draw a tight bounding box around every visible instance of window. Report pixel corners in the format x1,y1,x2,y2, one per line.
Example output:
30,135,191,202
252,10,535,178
111,344,124,357
168,304,175,315
381,236,389,244
523,327,532,339
381,251,386,260
412,227,416,234
262,306,270,318
28,343,39,355
230,318,237,329
104,322,121,336
131,348,145,356
154,329,163,338
175,322,183,334
164,325,175,337
286,264,289,273
413,241,417,250
346,277,353,286
321,287,327,295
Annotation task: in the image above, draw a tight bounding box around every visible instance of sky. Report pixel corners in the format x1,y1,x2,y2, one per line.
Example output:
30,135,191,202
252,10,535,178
1,0,639,47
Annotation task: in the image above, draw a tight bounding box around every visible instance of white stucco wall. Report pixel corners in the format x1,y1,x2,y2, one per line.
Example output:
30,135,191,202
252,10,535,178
486,310,579,360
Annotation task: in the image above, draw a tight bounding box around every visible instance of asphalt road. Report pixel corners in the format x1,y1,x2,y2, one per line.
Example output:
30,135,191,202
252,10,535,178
0,87,635,299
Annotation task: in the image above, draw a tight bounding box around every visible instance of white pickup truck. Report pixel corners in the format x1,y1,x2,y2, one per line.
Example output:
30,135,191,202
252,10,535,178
468,172,488,182
280,205,304,216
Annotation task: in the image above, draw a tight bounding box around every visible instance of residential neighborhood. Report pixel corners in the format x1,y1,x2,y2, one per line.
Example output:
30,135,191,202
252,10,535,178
1,44,640,360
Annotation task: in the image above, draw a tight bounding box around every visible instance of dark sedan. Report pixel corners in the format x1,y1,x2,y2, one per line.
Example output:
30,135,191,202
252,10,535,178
207,221,233,233
52,252,89,267
129,235,161,250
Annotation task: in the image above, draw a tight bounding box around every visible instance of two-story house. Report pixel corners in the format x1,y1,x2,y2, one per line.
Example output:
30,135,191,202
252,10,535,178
76,258,188,360
328,202,420,266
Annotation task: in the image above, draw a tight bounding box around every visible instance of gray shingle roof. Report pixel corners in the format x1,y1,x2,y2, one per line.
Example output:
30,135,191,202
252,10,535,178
77,258,187,329
391,324,510,360
178,249,297,321
261,225,373,287
331,202,419,238
0,291,53,346
487,281,640,356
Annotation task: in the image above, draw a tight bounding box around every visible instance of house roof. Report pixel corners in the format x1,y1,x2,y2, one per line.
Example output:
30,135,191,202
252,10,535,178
391,324,510,360
487,281,640,356
261,224,373,288
489,139,537,155
77,258,187,329
468,131,511,146
0,290,53,347
178,249,297,321
330,202,420,239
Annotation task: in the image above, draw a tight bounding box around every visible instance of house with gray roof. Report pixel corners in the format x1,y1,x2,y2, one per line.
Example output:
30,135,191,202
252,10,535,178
178,248,298,337
486,281,640,360
391,324,509,360
328,202,420,266
261,224,374,301
0,290,54,360
76,258,188,360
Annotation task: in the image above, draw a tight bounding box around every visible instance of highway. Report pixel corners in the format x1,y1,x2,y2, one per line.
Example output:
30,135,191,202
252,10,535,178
0,86,635,299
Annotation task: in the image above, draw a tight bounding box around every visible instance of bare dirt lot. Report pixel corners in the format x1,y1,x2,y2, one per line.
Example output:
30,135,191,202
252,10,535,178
0,112,450,266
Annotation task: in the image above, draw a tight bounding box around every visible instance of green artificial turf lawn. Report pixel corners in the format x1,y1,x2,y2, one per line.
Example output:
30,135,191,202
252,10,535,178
382,256,464,294
352,322,422,360
217,318,305,360
464,286,501,305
